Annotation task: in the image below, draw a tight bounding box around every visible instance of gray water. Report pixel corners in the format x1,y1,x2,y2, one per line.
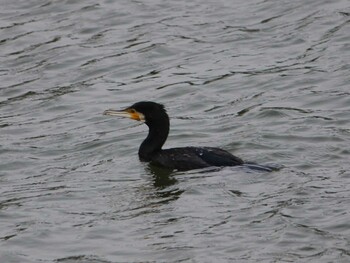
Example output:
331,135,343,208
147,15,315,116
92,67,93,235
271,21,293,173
1,0,350,262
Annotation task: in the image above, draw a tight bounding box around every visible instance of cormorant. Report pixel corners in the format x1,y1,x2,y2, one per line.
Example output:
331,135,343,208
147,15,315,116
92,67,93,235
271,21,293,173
104,101,244,171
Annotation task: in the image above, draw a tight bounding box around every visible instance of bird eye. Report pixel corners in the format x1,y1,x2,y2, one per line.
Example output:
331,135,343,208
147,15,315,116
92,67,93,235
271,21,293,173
129,109,136,114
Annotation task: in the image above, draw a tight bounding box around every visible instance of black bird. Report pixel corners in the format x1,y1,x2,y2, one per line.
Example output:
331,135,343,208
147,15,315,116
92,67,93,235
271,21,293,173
104,101,244,171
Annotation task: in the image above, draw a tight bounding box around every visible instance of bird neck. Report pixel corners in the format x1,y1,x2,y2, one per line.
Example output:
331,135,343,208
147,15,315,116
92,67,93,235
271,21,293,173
139,119,169,161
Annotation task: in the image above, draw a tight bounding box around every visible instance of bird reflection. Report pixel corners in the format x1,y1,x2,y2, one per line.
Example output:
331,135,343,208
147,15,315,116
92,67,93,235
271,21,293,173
146,164,177,189
145,164,184,201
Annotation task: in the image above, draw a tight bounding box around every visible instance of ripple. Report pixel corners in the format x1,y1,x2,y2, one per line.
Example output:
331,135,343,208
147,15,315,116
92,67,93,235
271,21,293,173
1,0,350,262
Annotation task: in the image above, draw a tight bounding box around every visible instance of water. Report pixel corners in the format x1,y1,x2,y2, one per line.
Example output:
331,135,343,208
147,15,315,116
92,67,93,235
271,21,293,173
1,0,350,262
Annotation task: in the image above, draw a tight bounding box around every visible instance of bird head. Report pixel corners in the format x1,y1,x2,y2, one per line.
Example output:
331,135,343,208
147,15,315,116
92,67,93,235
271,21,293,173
103,101,168,125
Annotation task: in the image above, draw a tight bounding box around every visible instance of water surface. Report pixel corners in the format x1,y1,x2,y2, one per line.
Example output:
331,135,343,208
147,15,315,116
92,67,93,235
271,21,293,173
1,0,350,262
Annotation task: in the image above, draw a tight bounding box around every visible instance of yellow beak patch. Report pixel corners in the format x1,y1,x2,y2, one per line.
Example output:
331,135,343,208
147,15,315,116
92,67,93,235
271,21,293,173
103,108,145,122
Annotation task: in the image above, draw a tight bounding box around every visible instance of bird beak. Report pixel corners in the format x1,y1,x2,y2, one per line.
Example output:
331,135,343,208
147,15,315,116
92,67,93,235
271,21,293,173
103,108,145,122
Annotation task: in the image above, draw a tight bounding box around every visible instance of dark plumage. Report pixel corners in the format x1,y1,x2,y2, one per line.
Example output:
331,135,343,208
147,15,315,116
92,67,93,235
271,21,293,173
104,101,244,171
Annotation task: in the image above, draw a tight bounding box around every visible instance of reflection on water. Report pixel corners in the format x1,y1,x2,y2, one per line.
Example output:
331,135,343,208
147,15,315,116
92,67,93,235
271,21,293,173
147,164,177,189
1,0,350,262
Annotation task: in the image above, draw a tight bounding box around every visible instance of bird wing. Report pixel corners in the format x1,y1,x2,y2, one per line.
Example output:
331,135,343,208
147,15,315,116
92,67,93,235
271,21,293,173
152,148,211,171
151,147,243,171
193,147,243,167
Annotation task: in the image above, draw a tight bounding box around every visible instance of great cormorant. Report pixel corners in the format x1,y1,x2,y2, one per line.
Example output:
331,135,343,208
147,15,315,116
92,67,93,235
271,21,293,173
104,101,244,171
